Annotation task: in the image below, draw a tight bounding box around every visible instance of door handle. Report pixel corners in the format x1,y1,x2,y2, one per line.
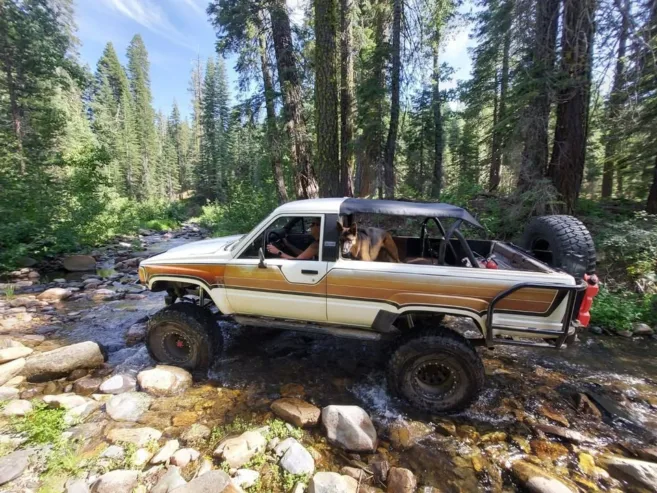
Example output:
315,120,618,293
301,270,319,275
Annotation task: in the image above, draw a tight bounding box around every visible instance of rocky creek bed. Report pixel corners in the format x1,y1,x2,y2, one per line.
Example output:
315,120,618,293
0,226,656,492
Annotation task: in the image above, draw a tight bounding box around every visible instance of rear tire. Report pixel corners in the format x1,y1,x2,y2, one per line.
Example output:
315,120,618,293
521,215,596,277
387,327,485,413
147,303,221,371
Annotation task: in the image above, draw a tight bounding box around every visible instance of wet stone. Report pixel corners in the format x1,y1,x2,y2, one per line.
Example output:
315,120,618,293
271,398,321,428
533,424,592,444
388,419,433,450
73,377,102,396
180,423,211,444
600,455,657,492
322,405,377,452
531,439,569,461
137,366,192,396
387,467,417,493
512,461,575,493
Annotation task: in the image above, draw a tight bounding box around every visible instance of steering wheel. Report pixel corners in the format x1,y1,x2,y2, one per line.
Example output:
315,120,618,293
266,229,286,247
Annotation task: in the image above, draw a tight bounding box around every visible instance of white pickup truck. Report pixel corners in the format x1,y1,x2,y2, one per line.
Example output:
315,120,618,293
139,198,599,412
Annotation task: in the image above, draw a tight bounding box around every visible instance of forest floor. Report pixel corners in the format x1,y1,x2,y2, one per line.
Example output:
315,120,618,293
0,225,656,492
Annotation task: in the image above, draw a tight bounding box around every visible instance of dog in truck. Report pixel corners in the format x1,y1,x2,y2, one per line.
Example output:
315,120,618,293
337,222,400,262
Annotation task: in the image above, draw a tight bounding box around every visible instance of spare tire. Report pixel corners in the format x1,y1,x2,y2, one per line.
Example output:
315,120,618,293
521,215,596,278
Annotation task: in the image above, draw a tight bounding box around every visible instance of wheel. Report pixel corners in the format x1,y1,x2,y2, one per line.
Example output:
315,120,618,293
521,215,596,278
387,327,485,413
146,303,221,371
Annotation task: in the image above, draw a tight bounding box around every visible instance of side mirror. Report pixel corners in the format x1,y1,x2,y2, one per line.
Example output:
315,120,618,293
258,247,267,269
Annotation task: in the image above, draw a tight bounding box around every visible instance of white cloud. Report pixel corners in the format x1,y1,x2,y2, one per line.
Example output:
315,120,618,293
99,0,197,50
178,0,206,16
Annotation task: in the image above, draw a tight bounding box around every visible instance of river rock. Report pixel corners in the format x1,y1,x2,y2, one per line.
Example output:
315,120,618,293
180,424,211,443
170,448,200,468
388,420,433,450
321,405,377,452
133,448,154,468
125,323,147,346
65,399,100,424
106,391,152,422
152,466,187,493
271,398,321,428
106,427,162,447
308,472,358,493
63,255,96,272
99,374,137,394
387,467,416,493
22,341,105,381
633,323,654,336
280,440,315,475
168,470,233,493
2,399,32,416
137,366,192,396
101,445,125,460
37,288,73,302
0,346,32,364
213,430,267,468
0,387,19,401
512,461,574,493
73,377,102,396
43,393,88,409
196,458,213,477
233,469,260,489
151,439,180,464
600,455,657,492
533,424,592,444
66,478,90,493
0,359,26,386
91,470,139,493
0,449,32,486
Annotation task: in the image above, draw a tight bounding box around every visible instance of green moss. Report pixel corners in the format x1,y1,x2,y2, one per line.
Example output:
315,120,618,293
265,419,303,441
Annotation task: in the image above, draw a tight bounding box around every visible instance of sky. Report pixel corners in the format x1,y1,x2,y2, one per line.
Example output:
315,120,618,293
74,0,475,120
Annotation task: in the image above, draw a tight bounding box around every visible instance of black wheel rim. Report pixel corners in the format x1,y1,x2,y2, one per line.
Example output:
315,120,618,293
410,356,458,398
161,325,193,363
530,238,554,265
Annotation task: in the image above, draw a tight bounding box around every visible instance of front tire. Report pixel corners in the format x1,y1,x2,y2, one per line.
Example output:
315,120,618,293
146,303,221,371
387,328,484,413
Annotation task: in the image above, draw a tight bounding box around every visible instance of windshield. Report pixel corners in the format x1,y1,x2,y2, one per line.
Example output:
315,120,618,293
227,214,274,253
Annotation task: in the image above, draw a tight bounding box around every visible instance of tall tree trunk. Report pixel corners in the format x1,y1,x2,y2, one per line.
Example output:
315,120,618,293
601,0,630,199
340,0,355,197
548,0,596,213
490,70,501,190
518,0,560,191
490,13,511,191
648,154,657,213
315,0,340,196
383,0,402,198
269,0,319,198
259,34,289,204
431,42,443,199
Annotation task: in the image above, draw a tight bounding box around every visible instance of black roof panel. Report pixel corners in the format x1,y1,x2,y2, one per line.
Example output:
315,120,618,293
339,198,482,228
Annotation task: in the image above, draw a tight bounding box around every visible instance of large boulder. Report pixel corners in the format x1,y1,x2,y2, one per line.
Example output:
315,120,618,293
137,366,192,396
21,341,105,382
599,455,657,492
321,405,377,452
63,255,97,272
37,288,73,302
99,374,137,394
511,461,575,493
271,398,321,428
279,440,315,475
106,427,162,447
0,359,26,386
106,392,152,422
308,472,358,493
0,449,32,486
90,470,138,493
213,430,267,468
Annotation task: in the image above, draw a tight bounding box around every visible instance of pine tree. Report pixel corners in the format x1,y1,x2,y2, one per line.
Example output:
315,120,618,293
126,34,158,199
383,0,402,198
340,0,356,196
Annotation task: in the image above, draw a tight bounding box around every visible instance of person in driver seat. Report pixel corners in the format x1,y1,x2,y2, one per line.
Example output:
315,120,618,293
266,218,320,260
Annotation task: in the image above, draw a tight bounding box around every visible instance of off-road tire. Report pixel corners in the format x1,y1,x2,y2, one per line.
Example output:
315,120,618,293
387,327,485,413
147,303,221,371
521,215,596,277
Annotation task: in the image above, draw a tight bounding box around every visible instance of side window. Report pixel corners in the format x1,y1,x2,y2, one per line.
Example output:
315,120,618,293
239,231,265,259
239,215,322,260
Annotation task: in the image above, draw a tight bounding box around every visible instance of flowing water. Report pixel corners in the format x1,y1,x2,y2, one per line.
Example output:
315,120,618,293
26,229,657,491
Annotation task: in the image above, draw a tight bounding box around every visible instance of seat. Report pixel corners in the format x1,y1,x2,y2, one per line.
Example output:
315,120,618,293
405,257,435,265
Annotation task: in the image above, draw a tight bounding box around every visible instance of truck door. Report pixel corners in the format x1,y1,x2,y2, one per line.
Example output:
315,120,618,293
224,214,328,322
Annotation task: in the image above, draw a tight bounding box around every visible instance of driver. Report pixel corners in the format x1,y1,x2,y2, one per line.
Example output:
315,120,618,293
267,218,320,260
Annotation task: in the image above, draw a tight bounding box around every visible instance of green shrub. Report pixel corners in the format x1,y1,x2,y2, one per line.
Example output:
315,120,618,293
590,285,657,332
13,402,67,444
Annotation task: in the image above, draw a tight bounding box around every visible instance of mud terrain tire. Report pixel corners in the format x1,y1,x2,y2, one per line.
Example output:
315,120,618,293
147,303,221,371
521,215,596,277
387,327,485,413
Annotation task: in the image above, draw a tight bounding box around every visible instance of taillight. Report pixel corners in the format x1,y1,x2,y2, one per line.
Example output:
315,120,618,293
576,274,599,327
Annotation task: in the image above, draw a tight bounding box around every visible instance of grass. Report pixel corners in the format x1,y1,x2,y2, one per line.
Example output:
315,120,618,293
12,402,67,444
2,284,15,300
265,419,303,441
